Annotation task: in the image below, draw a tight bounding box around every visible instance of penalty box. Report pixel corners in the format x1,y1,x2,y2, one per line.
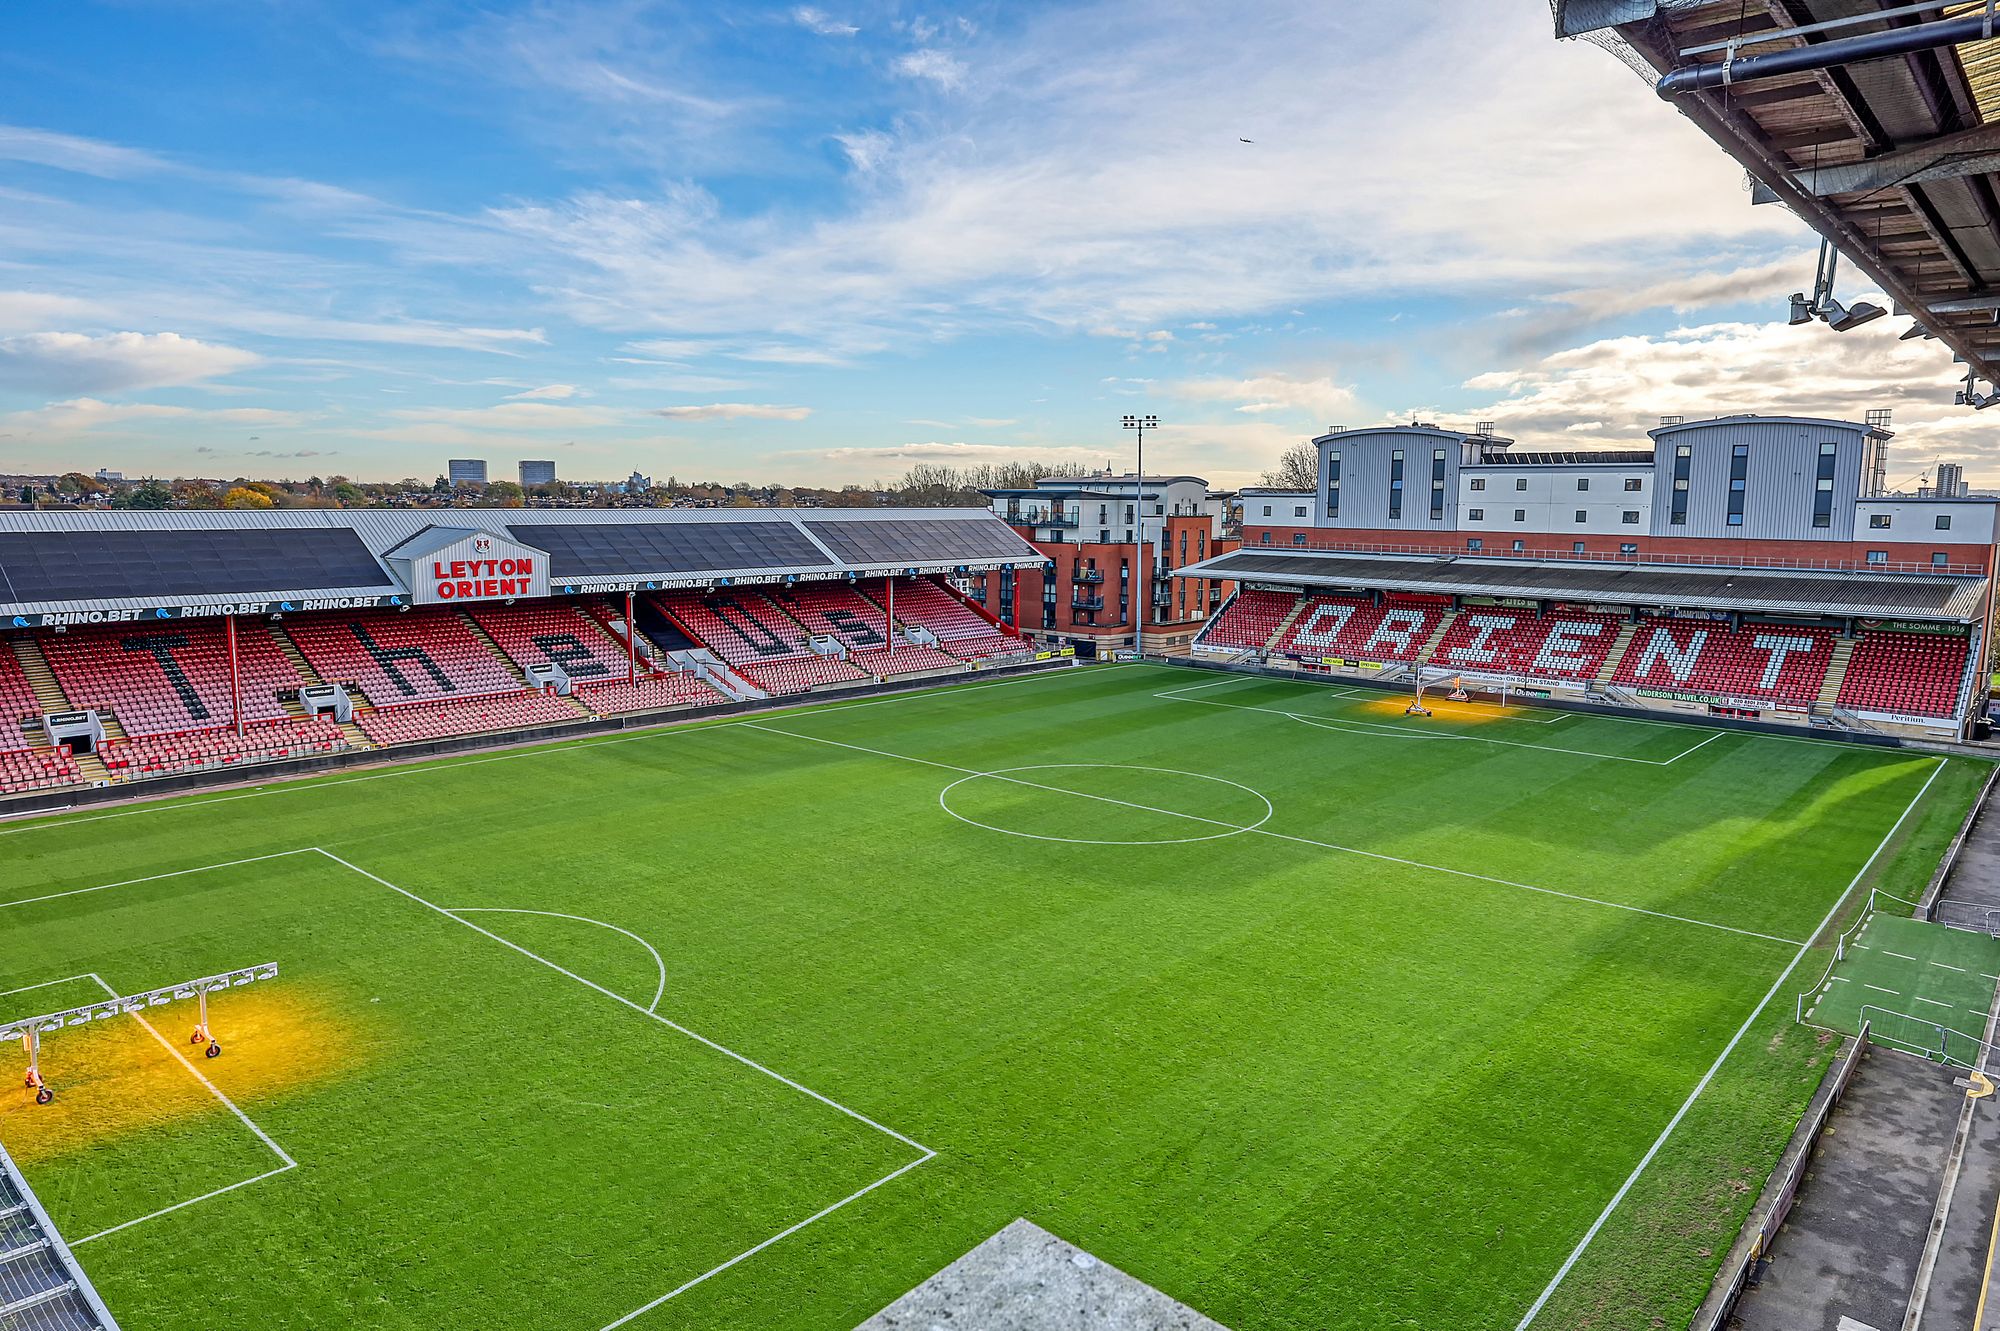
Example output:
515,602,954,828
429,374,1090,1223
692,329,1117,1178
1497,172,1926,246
0,849,925,1331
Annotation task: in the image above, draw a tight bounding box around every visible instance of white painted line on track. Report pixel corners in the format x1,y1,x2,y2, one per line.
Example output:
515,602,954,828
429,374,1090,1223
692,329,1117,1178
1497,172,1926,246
1935,962,1970,973
741,723,1805,947
1509,756,1948,1330
1917,997,1955,1009
1866,983,1901,996
1885,951,1920,961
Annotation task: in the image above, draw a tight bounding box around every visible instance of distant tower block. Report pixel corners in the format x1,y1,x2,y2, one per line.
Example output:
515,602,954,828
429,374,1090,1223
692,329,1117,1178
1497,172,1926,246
519,460,556,487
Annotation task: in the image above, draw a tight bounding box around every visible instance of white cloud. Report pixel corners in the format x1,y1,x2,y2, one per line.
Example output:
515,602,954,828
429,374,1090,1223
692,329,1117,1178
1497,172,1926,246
652,402,812,421
794,7,859,37
1172,371,1356,418
0,124,167,179
0,291,111,334
505,383,580,400
815,441,1102,463
892,49,967,89
388,401,623,427
0,331,260,394
1456,311,2000,478
835,129,894,174
2,397,300,433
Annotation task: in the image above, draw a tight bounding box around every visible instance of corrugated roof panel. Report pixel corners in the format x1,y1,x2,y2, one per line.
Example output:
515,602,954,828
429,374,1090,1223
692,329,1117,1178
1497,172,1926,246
804,517,1041,564
0,528,394,604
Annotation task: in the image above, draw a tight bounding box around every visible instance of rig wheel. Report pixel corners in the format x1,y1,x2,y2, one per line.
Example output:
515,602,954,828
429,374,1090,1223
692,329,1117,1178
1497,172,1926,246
205,1042,221,1059
34,1086,52,1105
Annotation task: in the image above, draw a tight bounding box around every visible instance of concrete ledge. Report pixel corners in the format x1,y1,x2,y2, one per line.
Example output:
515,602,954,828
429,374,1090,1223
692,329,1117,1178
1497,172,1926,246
857,1219,1226,1331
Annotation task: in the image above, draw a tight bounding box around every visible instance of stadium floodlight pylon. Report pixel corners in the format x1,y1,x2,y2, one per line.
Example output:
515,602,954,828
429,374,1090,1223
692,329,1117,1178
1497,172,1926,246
3,962,278,1105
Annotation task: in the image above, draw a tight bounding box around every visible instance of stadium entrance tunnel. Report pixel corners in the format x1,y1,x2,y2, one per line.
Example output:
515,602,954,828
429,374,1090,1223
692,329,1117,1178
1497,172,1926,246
938,764,1273,844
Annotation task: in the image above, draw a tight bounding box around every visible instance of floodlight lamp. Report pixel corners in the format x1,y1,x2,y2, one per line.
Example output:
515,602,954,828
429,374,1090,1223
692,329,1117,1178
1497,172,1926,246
1787,293,1814,326
1827,300,1886,332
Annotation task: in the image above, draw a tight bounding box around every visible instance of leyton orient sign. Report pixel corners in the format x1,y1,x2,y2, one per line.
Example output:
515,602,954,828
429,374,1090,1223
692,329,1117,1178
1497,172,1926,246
397,531,551,606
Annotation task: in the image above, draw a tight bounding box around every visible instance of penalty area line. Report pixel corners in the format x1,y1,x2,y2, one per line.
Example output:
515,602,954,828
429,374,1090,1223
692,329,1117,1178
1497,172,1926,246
1508,756,1948,1330
70,971,297,1246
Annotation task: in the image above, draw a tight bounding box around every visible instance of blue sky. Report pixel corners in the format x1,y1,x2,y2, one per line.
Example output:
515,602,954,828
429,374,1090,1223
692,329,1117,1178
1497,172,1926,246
0,1,1982,488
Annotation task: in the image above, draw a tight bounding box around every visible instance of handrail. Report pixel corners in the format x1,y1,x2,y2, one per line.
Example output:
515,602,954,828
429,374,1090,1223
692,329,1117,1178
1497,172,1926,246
1237,536,1986,577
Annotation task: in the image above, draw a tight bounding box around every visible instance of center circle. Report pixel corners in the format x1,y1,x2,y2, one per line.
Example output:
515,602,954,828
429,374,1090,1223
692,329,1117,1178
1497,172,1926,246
937,763,1274,845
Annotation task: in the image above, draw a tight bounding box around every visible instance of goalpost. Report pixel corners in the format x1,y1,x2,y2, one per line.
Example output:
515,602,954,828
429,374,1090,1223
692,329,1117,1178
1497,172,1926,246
3,962,278,1105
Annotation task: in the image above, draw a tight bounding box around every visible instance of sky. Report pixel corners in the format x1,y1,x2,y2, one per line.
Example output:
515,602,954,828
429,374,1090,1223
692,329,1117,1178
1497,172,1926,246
0,1,1986,491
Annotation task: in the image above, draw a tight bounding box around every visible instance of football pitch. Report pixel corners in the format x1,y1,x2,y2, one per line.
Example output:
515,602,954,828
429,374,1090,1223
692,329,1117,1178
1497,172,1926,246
0,661,1987,1330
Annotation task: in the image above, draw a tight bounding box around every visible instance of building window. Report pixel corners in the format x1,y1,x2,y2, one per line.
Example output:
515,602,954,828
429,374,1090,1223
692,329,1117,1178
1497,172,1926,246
1866,550,1887,564
1467,508,1484,521
1511,539,1525,552
1936,514,1952,530
1619,542,1638,555
1572,541,1586,553
1576,478,1590,492
1261,504,1271,517
1292,532,1307,546
1574,510,1587,523
1515,478,1528,491
1934,552,1950,566
1294,505,1308,519
1622,510,1639,524
1260,531,1272,545
1869,514,1892,529
1813,444,1837,529
1430,449,1447,519
1670,444,1691,525
1469,478,1485,491
1513,509,1526,522
1624,478,1642,492
1726,444,1747,527
1389,449,1404,520
1467,538,1483,551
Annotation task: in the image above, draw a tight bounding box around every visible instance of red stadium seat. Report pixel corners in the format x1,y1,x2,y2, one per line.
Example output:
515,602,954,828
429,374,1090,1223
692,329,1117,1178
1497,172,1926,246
354,690,580,746
879,578,1026,659
1272,594,1445,664
39,621,305,737
575,673,726,714
1195,590,1299,651
287,610,518,707
653,590,870,694
1428,609,1625,682
1612,618,1835,705
1837,630,1972,718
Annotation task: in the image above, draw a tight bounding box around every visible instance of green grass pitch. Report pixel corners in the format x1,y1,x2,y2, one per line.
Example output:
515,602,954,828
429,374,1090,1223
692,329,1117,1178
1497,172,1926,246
0,662,1987,1330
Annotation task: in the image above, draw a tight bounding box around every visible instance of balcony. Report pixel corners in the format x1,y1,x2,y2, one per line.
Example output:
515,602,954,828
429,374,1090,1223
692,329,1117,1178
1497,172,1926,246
1072,595,1105,611
1031,514,1079,528
1072,569,1104,584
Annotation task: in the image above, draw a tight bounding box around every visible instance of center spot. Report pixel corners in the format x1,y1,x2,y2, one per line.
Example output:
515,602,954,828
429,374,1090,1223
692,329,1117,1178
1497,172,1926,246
937,764,1273,845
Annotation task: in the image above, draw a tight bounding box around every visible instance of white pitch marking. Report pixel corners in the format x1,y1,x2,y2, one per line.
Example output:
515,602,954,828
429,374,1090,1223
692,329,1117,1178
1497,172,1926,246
70,972,297,1246
1865,984,1901,996
1885,950,1920,962
1510,756,1948,1330
1934,962,1970,973
744,723,1805,947
0,664,1105,842
0,973,94,1003
448,907,670,1014
0,849,317,912
1916,996,1955,1009
311,849,935,1328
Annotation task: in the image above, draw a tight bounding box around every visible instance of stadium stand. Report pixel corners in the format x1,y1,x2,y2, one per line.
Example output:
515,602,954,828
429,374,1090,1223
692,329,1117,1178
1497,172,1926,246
575,672,722,715
655,590,870,694
773,583,895,652
288,610,519,706
854,644,966,677
1194,589,1299,652
0,646,45,753
102,716,348,778
39,620,303,736
1273,593,1447,664
883,577,1026,659
355,690,580,745
1611,618,1837,705
1429,608,1626,682
1838,630,1973,718
0,744,80,795
469,603,631,683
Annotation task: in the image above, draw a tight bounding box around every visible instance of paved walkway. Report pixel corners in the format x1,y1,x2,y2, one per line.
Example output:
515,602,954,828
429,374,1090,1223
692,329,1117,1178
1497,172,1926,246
1734,1046,1962,1331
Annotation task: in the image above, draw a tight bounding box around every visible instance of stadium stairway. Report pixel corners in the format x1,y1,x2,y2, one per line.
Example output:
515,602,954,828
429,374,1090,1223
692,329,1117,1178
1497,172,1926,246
1414,610,1457,661
1593,621,1640,686
457,611,535,690
271,624,372,750
1817,637,1855,710
1263,594,1312,652
9,636,69,717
